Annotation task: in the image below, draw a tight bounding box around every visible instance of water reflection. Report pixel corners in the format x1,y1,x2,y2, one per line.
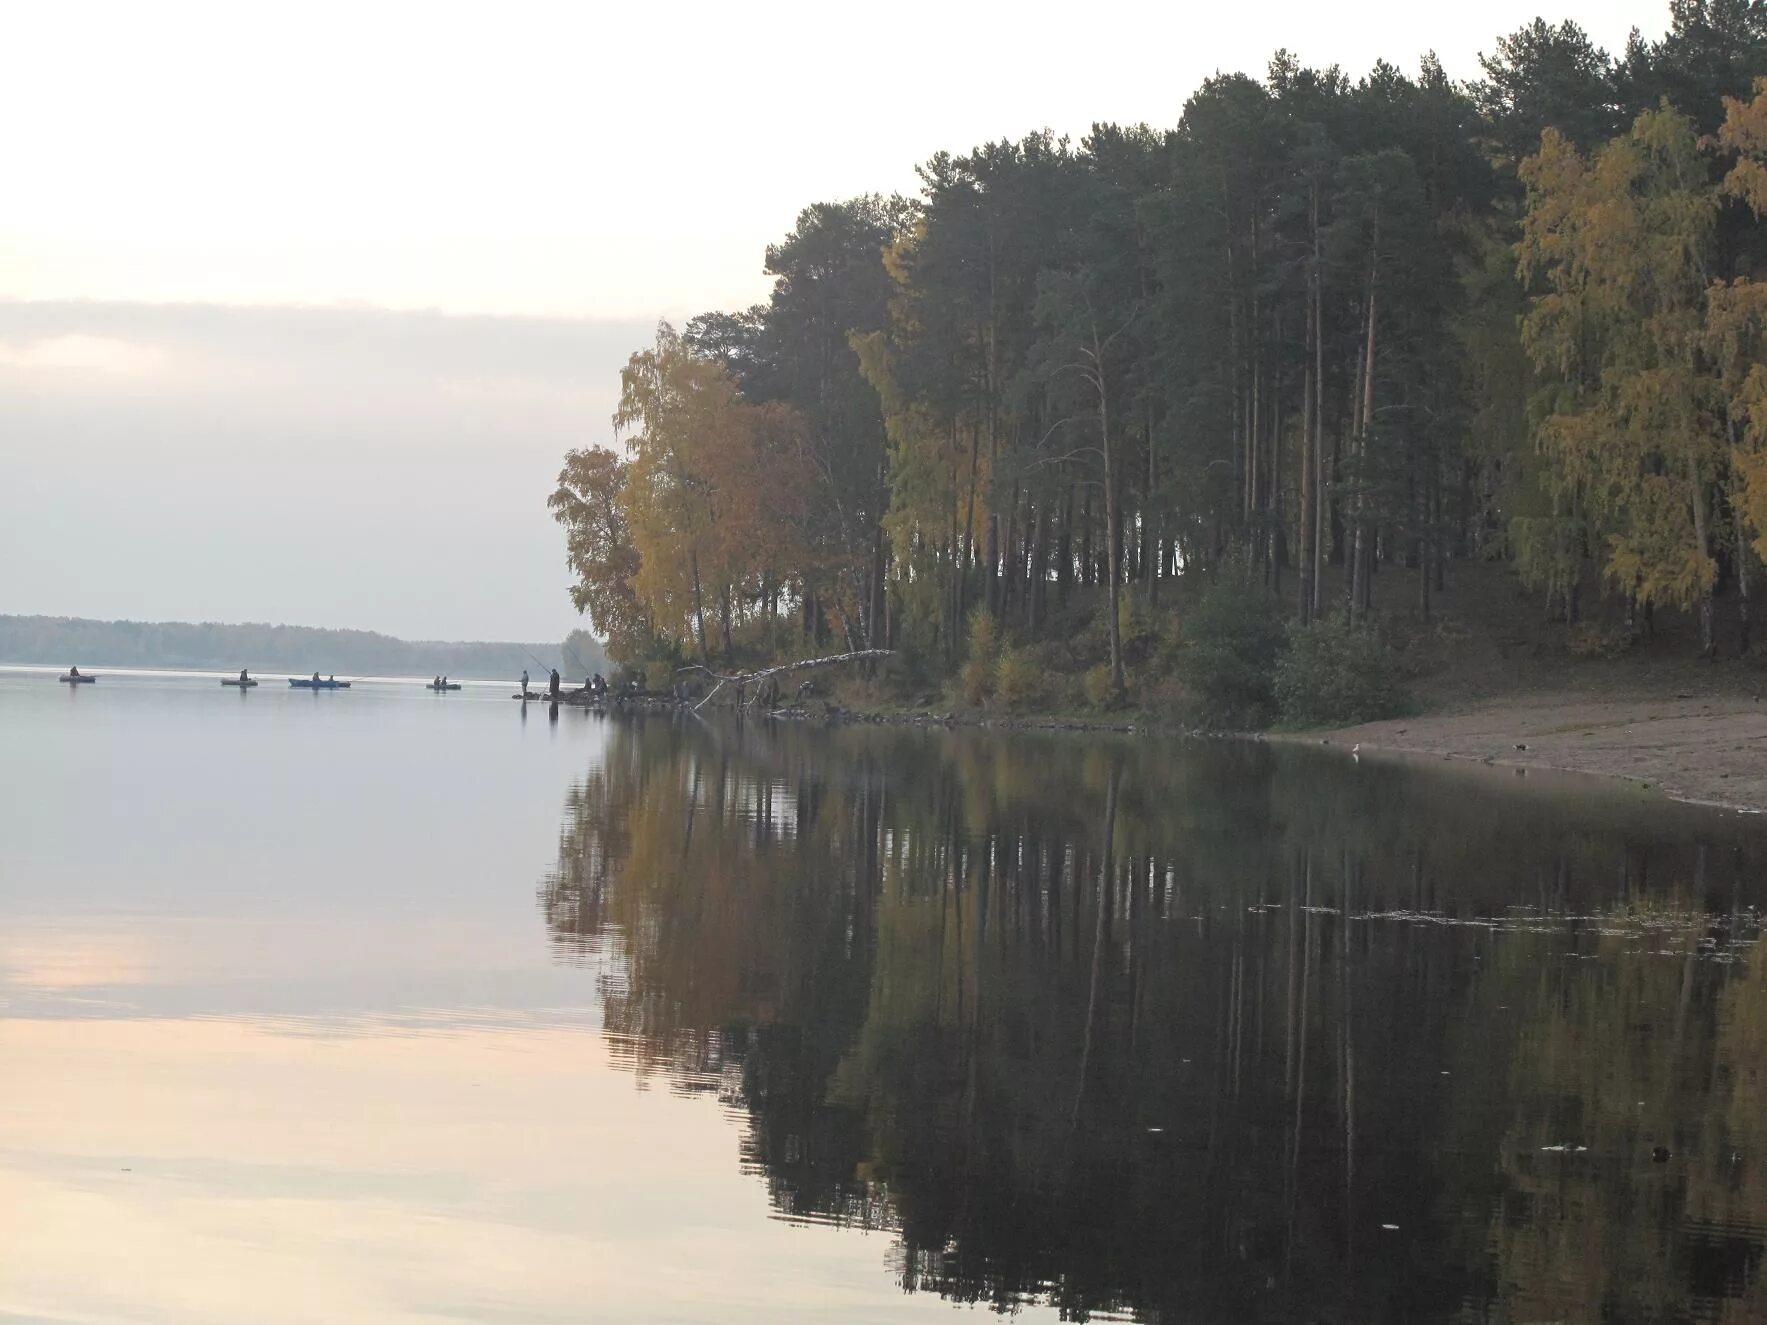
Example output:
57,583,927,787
541,720,1767,1323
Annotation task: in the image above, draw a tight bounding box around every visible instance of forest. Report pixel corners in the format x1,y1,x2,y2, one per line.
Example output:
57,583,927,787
551,3,1767,724
0,614,605,680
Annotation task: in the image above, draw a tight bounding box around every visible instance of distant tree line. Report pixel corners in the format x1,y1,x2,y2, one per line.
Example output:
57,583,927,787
553,3,1767,695
0,615,606,680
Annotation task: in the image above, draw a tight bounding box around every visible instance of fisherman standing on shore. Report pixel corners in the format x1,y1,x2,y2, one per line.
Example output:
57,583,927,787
548,668,560,700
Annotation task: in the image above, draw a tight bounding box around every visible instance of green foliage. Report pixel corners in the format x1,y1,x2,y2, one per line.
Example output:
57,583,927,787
1274,619,1408,728
877,637,939,697
1517,109,1726,636
551,14,1767,687
1081,664,1116,710
1177,577,1286,726
1566,620,1634,659
959,658,993,706
600,633,685,695
992,647,1042,712
1116,594,1161,665
959,607,1001,706
965,607,1000,664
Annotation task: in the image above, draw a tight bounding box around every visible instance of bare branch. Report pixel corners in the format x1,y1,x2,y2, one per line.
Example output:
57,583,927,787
681,650,895,713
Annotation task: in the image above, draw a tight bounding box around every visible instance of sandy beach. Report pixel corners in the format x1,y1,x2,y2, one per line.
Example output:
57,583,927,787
1308,691,1767,812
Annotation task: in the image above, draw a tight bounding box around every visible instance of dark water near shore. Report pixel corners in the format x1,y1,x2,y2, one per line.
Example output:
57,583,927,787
3,667,1765,1322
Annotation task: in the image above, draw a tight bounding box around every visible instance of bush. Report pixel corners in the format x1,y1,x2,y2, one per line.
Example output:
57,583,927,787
1082,663,1116,709
1274,618,1407,727
1067,605,1112,669
1567,620,1633,659
877,639,936,697
1177,576,1285,725
1117,594,1162,664
965,607,1000,664
960,657,994,705
993,646,1042,711
959,607,1001,705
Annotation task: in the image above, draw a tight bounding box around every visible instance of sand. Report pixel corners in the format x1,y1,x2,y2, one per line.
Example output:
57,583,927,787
1304,691,1767,812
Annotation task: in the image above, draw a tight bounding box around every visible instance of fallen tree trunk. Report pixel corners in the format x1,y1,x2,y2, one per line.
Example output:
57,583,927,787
678,649,893,714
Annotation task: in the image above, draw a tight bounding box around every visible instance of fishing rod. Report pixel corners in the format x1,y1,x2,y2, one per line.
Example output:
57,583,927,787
514,642,597,695
541,638,605,682
559,641,594,678
514,644,557,689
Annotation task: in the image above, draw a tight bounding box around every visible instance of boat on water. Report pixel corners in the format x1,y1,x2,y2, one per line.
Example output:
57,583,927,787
221,678,259,688
426,682,462,691
289,678,351,689
58,673,95,684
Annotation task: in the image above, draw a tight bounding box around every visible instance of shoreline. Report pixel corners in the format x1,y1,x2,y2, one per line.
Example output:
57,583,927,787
1284,691,1767,815
818,690,1767,817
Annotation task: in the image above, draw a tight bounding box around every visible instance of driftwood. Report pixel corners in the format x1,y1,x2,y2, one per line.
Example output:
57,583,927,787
678,649,893,714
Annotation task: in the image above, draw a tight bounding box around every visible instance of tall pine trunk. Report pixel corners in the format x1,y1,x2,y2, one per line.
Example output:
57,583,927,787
1057,480,1075,605
1350,262,1377,625
1097,333,1125,702
1300,368,1315,622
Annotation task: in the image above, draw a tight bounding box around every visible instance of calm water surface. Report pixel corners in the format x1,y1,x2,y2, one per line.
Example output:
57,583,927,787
2,667,1765,1322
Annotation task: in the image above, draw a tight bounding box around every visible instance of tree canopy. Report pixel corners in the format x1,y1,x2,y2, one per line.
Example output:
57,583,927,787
553,7,1767,691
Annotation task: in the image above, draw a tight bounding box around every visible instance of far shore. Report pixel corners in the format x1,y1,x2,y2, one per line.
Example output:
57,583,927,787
1287,691,1767,814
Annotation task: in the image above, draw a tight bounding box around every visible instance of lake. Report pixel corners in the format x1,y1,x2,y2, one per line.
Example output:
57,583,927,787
2,666,1764,1322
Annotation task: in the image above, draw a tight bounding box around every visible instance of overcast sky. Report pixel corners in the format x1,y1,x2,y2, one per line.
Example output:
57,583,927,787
0,0,1670,642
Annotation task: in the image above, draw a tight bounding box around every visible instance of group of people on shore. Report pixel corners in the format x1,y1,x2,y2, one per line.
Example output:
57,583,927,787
520,668,617,701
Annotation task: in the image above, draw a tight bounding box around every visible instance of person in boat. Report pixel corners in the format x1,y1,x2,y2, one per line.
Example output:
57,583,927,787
239,668,249,683
548,668,560,700
328,675,336,684
68,666,80,677
312,671,321,684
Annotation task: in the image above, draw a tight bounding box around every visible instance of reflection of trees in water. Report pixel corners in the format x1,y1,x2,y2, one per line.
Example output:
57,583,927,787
538,720,1767,1321
1468,881,1767,1324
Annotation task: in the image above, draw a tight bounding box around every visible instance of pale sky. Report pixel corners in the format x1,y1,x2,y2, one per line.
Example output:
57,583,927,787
0,0,1671,642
